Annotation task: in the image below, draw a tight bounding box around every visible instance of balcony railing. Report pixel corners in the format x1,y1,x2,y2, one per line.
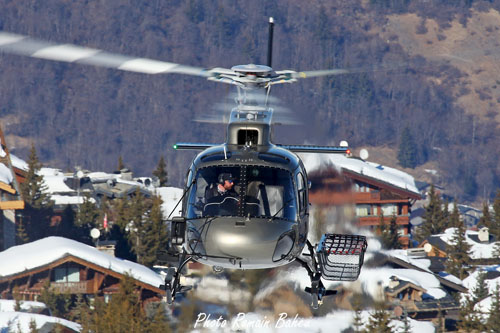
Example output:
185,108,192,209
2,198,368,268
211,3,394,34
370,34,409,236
50,281,89,294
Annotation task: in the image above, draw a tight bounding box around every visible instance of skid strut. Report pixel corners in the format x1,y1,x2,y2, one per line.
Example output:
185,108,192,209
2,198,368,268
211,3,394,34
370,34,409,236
161,249,193,304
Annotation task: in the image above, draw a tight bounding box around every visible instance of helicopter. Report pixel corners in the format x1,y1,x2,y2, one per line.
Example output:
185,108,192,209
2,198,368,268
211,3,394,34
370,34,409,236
0,17,367,309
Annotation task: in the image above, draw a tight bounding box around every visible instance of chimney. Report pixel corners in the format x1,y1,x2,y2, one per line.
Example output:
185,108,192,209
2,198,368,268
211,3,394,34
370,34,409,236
478,227,489,243
389,276,400,289
96,240,116,257
120,168,133,181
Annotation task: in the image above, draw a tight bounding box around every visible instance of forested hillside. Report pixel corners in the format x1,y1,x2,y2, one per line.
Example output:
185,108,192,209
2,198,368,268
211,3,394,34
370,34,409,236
0,0,499,202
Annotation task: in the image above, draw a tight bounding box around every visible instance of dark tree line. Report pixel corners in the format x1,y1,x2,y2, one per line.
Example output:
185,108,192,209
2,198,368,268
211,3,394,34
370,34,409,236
1,0,500,204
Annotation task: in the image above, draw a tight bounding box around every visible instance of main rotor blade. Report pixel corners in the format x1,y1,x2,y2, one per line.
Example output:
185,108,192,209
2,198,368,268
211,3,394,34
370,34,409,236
0,31,217,77
276,63,409,80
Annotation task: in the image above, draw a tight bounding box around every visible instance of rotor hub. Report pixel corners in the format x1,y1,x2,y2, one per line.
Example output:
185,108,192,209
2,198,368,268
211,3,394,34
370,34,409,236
231,64,273,76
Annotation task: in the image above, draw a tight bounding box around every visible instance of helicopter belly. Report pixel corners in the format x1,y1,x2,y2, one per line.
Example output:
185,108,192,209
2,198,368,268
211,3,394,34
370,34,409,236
186,218,299,269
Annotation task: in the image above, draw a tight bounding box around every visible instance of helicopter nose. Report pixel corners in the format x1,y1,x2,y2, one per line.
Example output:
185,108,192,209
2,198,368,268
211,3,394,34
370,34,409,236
202,217,297,267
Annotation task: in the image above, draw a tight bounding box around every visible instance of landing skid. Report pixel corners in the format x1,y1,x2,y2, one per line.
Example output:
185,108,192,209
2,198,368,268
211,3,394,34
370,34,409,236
298,233,367,309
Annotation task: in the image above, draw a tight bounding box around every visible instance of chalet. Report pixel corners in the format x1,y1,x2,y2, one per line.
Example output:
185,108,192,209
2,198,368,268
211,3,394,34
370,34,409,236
0,124,26,250
0,237,165,307
304,153,421,248
368,253,466,325
384,275,460,321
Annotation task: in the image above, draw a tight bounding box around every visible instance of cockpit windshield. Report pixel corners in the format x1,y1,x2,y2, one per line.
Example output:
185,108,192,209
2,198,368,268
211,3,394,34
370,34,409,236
186,165,297,221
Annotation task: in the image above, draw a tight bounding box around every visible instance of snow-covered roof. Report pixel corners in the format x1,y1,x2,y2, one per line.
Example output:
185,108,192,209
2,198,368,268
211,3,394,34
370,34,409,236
0,311,80,332
300,153,420,195
0,237,164,288
0,163,12,185
155,187,184,219
438,228,497,259
9,153,28,171
0,152,28,185
39,168,74,194
50,194,89,206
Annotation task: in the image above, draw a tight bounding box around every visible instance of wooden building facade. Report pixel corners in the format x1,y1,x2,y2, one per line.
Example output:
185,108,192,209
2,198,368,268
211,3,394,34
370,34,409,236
308,163,421,248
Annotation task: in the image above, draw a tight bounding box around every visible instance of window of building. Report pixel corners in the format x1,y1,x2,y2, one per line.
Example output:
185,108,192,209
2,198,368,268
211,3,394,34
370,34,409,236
381,204,397,216
356,204,372,216
54,265,80,283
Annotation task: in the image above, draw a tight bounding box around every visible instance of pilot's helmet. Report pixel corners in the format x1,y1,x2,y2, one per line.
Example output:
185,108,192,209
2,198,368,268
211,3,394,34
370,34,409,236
218,173,234,184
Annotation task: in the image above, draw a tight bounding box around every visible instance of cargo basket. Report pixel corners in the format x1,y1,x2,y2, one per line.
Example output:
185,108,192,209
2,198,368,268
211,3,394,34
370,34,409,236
317,234,367,281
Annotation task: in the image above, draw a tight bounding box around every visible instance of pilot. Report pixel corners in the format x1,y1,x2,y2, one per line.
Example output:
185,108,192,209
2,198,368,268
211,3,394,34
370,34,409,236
206,173,238,199
204,173,239,216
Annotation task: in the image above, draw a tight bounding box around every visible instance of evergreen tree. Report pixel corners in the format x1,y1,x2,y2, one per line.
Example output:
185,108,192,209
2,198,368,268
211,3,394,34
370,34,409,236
76,193,99,228
401,307,411,333
127,189,149,264
457,294,484,332
16,218,29,244
471,270,489,303
449,201,461,228
491,190,500,240
478,201,492,229
351,293,365,333
445,222,471,280
442,198,450,229
139,195,168,267
153,156,168,187
19,144,54,241
397,126,418,169
144,303,171,332
416,185,446,242
486,284,500,333
117,155,125,171
379,214,400,249
365,302,394,333
74,194,100,244
387,215,400,249
56,205,76,239
39,281,71,318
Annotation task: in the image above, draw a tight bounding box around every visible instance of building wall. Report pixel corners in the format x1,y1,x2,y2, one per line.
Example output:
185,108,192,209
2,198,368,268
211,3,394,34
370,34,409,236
2,209,16,250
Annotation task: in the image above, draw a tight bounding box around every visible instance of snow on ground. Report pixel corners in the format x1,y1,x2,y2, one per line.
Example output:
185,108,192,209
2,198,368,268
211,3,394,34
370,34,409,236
300,153,419,195
191,310,435,333
0,300,48,313
439,228,497,259
155,186,184,219
0,237,164,288
0,311,80,332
